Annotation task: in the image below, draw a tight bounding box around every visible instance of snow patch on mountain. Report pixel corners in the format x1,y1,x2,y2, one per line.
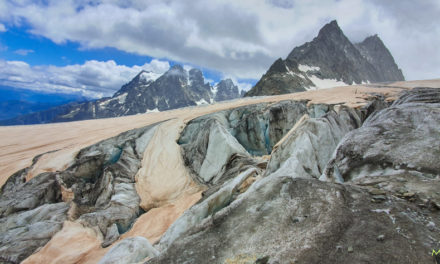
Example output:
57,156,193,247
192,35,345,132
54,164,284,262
145,108,160,113
211,84,219,96
298,64,321,72
307,75,348,90
117,93,128,104
196,99,209,105
139,71,161,82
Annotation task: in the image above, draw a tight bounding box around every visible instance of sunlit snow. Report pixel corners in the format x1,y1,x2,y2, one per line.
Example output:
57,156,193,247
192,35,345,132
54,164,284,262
298,64,321,72
307,75,347,90
196,99,209,105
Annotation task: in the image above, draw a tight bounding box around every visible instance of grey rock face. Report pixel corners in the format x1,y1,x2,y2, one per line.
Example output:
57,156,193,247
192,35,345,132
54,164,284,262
99,237,159,264
214,79,240,101
287,20,380,84
323,87,440,182
354,35,404,82
245,58,312,96
246,20,405,97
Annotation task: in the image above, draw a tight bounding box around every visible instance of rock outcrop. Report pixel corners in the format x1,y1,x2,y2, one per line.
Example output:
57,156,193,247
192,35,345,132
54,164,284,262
246,20,405,97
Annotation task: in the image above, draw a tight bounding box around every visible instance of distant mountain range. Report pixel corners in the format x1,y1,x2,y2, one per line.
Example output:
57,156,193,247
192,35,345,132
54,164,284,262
0,66,241,125
1,20,405,125
245,20,404,96
0,86,87,121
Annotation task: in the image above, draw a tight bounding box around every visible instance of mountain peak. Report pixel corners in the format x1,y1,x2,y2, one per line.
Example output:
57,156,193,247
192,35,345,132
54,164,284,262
219,78,234,86
114,69,155,96
189,68,202,74
316,20,345,41
214,78,239,102
133,70,150,79
164,64,186,78
355,34,405,81
189,68,203,81
248,20,404,97
287,20,350,63
358,34,383,46
170,64,184,71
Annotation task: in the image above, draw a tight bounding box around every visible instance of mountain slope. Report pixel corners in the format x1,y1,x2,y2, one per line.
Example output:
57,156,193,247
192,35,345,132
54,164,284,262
246,20,404,97
0,66,241,125
354,34,404,81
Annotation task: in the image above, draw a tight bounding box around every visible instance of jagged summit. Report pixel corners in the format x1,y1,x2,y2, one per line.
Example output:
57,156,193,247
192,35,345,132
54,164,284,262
114,70,156,97
246,20,405,97
316,20,344,38
214,78,240,101
165,64,186,75
355,35,404,81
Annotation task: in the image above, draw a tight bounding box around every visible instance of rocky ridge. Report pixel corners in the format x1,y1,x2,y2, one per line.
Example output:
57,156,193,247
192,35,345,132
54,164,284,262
245,20,405,96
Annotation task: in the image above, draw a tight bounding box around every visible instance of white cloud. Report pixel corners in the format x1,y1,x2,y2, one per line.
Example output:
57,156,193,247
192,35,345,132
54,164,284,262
0,59,170,98
219,75,254,92
236,81,253,92
14,49,34,55
183,65,193,72
0,23,6,32
0,0,439,80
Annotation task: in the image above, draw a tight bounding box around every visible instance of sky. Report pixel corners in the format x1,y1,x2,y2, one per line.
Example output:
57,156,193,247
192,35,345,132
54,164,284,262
0,0,439,99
